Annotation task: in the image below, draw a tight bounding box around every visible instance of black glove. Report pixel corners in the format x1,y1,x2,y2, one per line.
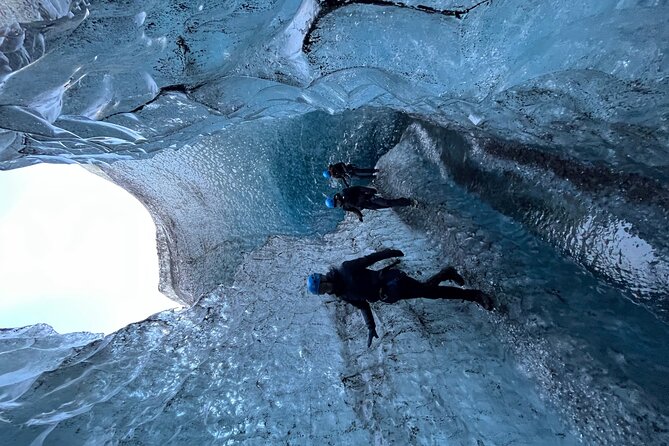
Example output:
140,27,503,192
367,328,379,348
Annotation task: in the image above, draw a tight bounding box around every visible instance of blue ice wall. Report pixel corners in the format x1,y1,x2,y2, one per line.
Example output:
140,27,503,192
0,0,668,444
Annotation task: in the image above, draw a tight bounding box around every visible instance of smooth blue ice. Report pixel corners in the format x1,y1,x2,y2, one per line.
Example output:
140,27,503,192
0,0,668,444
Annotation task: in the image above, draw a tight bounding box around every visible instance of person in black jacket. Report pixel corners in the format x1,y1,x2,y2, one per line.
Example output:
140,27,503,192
307,249,494,347
323,162,378,187
325,186,413,222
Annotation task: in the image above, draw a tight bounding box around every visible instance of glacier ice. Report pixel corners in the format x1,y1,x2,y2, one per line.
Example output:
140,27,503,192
0,0,668,444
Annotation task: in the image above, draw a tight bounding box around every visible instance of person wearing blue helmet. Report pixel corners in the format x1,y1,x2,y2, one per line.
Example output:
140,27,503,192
326,185,414,222
324,162,378,187
306,248,494,348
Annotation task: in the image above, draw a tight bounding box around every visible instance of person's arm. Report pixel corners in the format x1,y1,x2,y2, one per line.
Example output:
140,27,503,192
343,203,364,222
344,248,404,269
351,301,378,347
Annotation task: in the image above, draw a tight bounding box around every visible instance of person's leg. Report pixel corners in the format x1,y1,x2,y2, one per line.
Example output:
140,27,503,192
381,197,413,208
366,197,413,210
426,267,465,286
364,197,392,210
386,272,494,310
354,172,377,179
415,283,494,310
353,168,378,175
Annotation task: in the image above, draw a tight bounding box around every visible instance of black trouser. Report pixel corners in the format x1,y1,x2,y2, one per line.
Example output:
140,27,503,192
365,197,412,210
380,269,481,304
351,168,378,178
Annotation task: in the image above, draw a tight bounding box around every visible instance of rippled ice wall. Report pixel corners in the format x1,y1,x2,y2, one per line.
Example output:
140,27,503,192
0,0,668,444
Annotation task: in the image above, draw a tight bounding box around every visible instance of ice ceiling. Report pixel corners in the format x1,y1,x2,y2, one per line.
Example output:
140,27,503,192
0,0,668,445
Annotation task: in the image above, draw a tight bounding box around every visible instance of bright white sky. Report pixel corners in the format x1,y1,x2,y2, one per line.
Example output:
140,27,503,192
0,163,177,335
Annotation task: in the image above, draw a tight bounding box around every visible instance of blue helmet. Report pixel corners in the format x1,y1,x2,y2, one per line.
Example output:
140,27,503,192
307,273,322,294
325,196,336,208
322,170,331,179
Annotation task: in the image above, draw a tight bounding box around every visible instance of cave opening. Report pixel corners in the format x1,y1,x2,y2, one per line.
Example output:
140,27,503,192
0,163,176,334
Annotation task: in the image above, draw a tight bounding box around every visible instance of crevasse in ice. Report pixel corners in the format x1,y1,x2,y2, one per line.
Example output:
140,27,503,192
0,0,667,444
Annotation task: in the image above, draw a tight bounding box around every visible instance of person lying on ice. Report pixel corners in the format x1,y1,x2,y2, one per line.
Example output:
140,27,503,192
325,186,413,222
323,162,378,187
306,249,494,347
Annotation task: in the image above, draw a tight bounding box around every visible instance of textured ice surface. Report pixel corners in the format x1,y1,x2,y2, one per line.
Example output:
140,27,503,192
0,0,668,444
0,209,583,445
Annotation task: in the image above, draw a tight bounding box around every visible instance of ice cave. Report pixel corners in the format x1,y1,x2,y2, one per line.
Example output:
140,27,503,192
0,0,668,444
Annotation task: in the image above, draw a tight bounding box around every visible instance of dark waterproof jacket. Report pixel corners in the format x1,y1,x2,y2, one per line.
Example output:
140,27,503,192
325,249,403,335
328,163,354,186
328,162,353,179
338,186,377,220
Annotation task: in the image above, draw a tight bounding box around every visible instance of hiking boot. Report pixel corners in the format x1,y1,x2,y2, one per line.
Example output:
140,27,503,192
473,291,494,311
